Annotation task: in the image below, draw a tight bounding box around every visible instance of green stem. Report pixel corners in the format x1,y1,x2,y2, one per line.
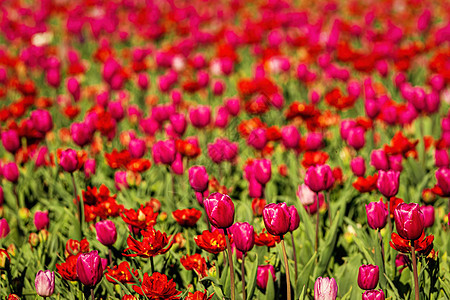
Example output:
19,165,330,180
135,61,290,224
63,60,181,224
241,253,246,300
150,256,155,274
224,230,235,300
281,239,291,300
315,192,320,252
71,173,83,239
291,232,298,284
91,288,94,300
185,228,190,255
378,229,385,270
411,244,420,300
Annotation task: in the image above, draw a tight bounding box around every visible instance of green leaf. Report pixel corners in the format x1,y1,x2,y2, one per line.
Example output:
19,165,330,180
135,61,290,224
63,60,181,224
296,253,317,298
264,272,275,300
340,286,353,300
246,253,259,300
297,204,315,248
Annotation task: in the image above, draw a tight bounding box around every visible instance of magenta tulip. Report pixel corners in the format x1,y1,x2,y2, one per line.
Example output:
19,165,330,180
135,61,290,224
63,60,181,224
0,219,10,238
314,277,338,300
31,109,53,134
188,166,209,193
371,150,389,171
34,211,49,231
203,192,235,229
281,125,301,149
1,130,20,153
262,203,290,236
59,149,78,173
394,203,424,240
420,205,435,228
288,206,300,232
362,289,385,300
256,265,276,291
128,138,146,158
351,157,366,177
152,140,176,165
247,128,267,150
376,170,400,198
253,159,272,185
189,105,211,128
95,220,117,246
436,168,450,196
3,162,19,183
76,250,104,287
365,200,388,230
84,159,96,179
229,222,255,253
305,164,335,193
358,264,379,290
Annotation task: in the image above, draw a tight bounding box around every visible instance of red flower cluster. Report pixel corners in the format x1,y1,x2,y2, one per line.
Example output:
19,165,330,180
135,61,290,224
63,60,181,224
105,149,151,172
82,185,124,222
254,229,281,247
57,238,91,281
121,204,159,233
132,272,181,299
390,232,434,256
105,261,139,284
353,173,379,193
172,208,202,227
180,253,208,277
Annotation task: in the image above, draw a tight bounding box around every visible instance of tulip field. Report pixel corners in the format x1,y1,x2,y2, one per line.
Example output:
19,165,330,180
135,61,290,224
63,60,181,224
1,0,450,299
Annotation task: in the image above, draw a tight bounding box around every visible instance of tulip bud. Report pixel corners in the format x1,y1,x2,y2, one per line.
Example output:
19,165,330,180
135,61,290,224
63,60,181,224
362,289,385,300
31,109,53,134
347,127,365,150
84,159,96,179
305,165,335,193
59,149,78,173
376,170,400,198
214,106,229,128
229,222,255,253
247,128,267,150
358,264,379,290
71,122,93,147
29,232,39,247
394,203,424,240
114,171,129,190
420,205,435,228
1,130,20,153
137,73,149,90
35,271,55,298
188,166,209,193
370,150,389,171
128,138,146,158
314,277,338,300
253,159,272,185
3,162,19,183
76,250,104,287
189,106,211,128
340,119,356,140
365,200,388,230
169,113,187,136
203,192,235,229
256,265,276,291
305,132,323,151
212,80,225,96
288,206,300,232
225,98,240,116
281,125,301,149
34,211,49,231
170,153,184,175
95,220,117,246
263,203,290,236
350,157,366,177
152,140,176,165
67,77,81,101
0,249,10,269
435,149,449,168
0,219,10,238
436,168,450,196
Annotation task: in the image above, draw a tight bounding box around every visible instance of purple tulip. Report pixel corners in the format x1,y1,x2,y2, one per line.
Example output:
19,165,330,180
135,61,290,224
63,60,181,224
3,162,19,183
253,159,272,185
203,192,235,229
1,130,20,153
229,222,255,253
34,211,49,231
31,109,53,134
35,270,55,297
67,77,81,101
420,205,435,228
76,250,104,287
394,203,424,240
358,264,379,290
256,265,276,291
347,127,365,150
71,122,93,147
262,203,290,236
376,170,400,198
365,200,388,230
152,140,176,165
189,105,211,128
281,125,301,149
436,168,450,196
114,171,128,190
225,98,240,116
288,206,300,232
128,138,146,158
84,159,96,179
247,128,267,150
169,113,187,136
370,150,389,171
351,157,366,177
188,166,209,193
340,119,356,140
0,219,10,238
95,220,117,246
305,165,335,193
59,149,78,173
435,149,449,168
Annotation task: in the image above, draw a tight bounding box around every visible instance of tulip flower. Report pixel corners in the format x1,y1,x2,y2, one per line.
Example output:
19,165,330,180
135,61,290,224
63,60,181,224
95,220,117,247
3,162,19,183
1,130,20,154
188,166,209,193
128,138,146,158
362,290,385,300
435,149,449,168
0,219,10,238
314,277,338,300
152,140,176,165
84,159,96,179
229,222,255,300
358,264,379,290
420,205,435,228
370,150,389,171
281,125,301,149
347,126,365,150
394,203,424,300
253,159,272,185
305,165,335,193
263,202,292,299
256,265,276,291
350,157,366,177
394,203,424,241
59,149,79,173
376,170,400,198
365,200,388,230
435,168,450,196
34,211,50,231
35,270,55,297
247,128,267,150
189,105,211,128
76,250,104,288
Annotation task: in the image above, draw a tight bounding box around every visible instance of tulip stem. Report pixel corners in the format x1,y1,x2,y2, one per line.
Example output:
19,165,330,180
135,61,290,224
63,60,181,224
13,184,20,209
325,190,332,226
150,256,155,274
185,228,191,255
290,233,298,284
315,192,320,252
91,288,94,300
224,230,235,300
420,116,426,169
411,244,420,300
241,253,246,300
108,248,113,267
71,173,84,239
281,238,291,300
377,229,385,269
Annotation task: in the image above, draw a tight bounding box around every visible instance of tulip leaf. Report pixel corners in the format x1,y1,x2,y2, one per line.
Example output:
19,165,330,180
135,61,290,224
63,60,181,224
264,271,275,300
246,253,259,300
384,272,401,299
340,286,353,300
314,210,343,278
295,252,316,298
297,204,315,248
298,285,306,300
